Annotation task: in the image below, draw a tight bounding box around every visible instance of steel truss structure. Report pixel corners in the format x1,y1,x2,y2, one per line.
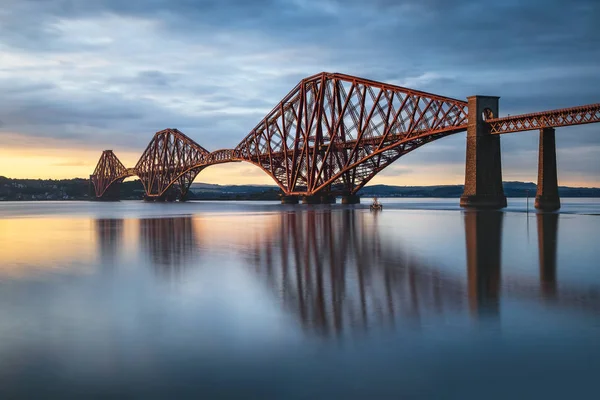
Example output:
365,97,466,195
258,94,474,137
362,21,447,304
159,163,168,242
90,150,132,198
90,72,599,200
488,103,600,134
235,73,468,195
135,128,210,199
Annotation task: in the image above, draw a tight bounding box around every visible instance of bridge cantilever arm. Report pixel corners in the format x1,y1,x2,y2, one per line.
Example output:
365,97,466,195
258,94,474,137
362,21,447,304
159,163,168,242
207,149,240,163
487,103,600,134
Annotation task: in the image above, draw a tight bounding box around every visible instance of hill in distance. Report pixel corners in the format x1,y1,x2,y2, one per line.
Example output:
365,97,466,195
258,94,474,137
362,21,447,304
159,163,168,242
190,181,600,198
1,176,599,200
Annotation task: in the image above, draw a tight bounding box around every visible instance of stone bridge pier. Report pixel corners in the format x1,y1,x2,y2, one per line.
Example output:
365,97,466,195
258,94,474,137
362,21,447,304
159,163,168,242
535,127,560,211
460,96,507,209
460,96,565,211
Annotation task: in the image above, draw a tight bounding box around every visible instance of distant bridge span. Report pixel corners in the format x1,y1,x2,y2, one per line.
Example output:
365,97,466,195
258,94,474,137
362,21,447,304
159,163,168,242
91,72,600,209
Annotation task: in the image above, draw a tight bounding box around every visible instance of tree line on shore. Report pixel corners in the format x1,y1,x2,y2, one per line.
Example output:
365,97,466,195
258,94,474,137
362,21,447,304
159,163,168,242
1,176,599,201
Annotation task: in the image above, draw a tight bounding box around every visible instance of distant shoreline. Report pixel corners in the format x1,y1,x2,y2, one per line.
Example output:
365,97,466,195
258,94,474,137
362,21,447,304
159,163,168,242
3,196,600,203
2,176,599,201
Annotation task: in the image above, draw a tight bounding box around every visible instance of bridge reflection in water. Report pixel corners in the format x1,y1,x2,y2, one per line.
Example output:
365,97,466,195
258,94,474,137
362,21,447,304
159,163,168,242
464,211,503,317
246,210,599,336
139,217,200,276
95,218,124,267
249,210,469,336
93,210,599,337
95,216,201,275
538,212,558,299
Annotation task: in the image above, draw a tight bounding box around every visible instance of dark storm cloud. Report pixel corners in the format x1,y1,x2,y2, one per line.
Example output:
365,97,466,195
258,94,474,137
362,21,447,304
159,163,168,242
0,0,598,181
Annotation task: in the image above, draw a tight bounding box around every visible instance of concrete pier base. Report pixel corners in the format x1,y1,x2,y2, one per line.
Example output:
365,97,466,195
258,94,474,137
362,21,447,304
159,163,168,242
460,194,507,209
535,127,561,211
320,194,337,204
302,195,320,204
179,192,190,202
535,196,560,212
460,96,507,209
281,195,299,204
341,194,360,204
144,195,167,202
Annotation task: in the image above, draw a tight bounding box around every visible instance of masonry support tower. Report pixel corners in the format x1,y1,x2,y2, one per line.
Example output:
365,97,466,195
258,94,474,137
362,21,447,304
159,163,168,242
460,96,507,209
535,127,561,211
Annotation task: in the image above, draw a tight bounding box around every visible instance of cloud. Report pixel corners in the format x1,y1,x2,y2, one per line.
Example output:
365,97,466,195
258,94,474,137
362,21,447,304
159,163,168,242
0,0,598,184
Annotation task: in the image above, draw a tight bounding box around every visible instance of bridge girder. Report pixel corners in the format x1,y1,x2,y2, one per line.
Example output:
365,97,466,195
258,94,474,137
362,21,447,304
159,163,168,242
235,72,469,195
488,103,600,134
90,73,600,200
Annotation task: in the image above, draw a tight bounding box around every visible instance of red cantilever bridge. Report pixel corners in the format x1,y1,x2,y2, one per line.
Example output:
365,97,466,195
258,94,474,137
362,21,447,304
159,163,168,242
91,72,600,210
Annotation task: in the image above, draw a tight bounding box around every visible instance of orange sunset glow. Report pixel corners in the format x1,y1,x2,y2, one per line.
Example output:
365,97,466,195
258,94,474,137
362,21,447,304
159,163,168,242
2,137,599,188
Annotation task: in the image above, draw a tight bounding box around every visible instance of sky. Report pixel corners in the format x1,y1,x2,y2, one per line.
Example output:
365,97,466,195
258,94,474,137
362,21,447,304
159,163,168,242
0,0,599,187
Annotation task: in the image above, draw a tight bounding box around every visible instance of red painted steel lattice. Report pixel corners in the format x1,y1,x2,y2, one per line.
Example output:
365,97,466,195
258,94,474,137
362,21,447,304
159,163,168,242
488,103,600,134
135,128,210,198
235,72,469,195
90,72,600,200
91,150,132,198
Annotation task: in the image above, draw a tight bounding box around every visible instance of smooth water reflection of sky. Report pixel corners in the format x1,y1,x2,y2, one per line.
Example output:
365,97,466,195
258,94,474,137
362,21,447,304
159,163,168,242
0,200,599,398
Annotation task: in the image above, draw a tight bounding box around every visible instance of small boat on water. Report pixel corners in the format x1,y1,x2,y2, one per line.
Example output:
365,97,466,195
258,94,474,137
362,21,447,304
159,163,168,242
370,197,383,211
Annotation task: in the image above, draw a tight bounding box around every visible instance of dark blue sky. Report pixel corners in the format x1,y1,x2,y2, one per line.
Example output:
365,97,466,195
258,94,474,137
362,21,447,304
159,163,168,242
0,0,598,184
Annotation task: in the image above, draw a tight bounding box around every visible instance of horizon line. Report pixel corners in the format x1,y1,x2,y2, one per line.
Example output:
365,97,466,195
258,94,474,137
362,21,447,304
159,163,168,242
1,176,599,190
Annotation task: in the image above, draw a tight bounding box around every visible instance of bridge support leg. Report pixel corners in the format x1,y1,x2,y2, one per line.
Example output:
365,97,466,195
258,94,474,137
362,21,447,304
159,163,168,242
341,194,360,204
535,128,560,211
302,195,319,204
89,175,94,198
179,191,190,202
281,195,299,204
460,96,507,209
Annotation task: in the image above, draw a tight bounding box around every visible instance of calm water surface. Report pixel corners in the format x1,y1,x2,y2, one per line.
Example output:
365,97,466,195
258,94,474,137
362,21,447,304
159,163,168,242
0,199,599,398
